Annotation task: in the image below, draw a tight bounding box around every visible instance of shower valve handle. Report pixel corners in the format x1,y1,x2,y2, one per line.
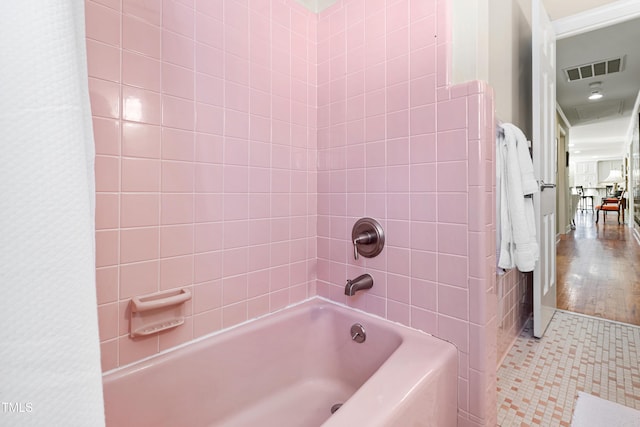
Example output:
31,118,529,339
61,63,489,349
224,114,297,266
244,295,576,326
353,231,375,260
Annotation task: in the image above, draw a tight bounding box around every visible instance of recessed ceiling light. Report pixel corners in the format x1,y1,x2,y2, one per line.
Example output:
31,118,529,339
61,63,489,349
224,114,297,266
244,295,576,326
574,151,581,154
568,143,575,147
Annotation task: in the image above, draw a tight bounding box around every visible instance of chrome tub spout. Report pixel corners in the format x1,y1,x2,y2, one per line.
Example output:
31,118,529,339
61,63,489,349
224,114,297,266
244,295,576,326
344,274,373,296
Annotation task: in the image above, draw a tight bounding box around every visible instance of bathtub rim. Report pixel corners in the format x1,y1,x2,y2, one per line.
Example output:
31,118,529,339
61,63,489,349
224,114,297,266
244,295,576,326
102,295,455,377
101,295,457,379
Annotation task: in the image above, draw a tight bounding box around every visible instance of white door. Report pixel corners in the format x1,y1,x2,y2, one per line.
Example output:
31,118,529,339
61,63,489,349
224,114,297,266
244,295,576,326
532,0,557,338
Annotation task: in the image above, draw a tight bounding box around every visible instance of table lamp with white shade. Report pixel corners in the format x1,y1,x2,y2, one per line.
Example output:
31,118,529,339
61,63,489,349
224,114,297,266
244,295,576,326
602,169,624,194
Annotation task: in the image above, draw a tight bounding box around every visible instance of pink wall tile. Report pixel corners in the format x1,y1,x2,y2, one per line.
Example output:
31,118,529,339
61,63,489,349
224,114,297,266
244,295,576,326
123,14,160,58
222,301,248,328
160,225,194,257
93,118,121,156
160,255,194,289
438,193,468,224
121,194,159,228
196,13,223,49
95,155,120,192
438,224,468,256
92,0,120,11
89,78,120,119
193,308,222,337
195,73,225,106
194,280,222,313
438,314,469,353
123,86,162,124
193,251,222,284
409,104,436,135
195,103,223,135
100,339,118,372
162,0,195,38
193,193,222,223
98,303,119,341
86,1,121,46
410,306,437,335
122,158,160,192
118,334,158,366
161,161,194,192
410,45,437,79
386,54,408,85
96,266,119,304
194,163,222,193
87,40,120,83
119,260,159,298
410,221,437,251
195,0,222,19
124,0,161,26
163,31,195,69
438,284,469,321
438,161,467,192
222,275,248,306
96,230,119,268
120,227,160,264
387,300,410,324
163,95,195,130
438,253,468,287
162,63,195,100
195,133,223,163
122,122,161,159
385,220,411,248
438,129,468,161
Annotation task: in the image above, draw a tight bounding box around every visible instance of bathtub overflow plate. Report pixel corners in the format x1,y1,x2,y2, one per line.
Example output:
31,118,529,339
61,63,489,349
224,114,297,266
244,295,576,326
350,323,366,343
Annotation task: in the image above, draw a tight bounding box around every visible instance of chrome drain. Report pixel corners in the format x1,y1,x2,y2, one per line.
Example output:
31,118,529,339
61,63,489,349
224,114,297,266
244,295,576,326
330,403,343,414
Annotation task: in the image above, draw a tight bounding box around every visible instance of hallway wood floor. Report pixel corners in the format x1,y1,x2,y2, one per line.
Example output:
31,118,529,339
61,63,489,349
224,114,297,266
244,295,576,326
557,211,640,326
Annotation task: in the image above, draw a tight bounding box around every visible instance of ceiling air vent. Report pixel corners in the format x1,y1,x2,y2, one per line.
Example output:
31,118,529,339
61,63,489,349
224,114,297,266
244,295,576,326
563,56,625,82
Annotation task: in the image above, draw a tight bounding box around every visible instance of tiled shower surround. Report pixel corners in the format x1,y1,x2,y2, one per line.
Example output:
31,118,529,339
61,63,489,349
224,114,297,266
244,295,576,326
89,0,498,425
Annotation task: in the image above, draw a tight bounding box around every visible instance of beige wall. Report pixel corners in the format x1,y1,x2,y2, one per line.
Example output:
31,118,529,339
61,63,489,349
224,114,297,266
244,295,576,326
452,0,489,83
452,0,532,132
488,0,532,134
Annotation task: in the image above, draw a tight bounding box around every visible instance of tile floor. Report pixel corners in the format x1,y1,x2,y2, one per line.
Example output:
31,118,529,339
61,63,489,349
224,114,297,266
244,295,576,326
497,310,640,426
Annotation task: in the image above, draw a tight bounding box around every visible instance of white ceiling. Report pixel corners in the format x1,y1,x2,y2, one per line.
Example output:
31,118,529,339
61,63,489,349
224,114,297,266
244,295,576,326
544,0,640,163
543,0,618,21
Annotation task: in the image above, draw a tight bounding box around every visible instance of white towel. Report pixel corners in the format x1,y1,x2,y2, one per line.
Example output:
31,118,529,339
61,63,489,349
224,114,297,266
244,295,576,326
497,123,539,272
0,2,105,426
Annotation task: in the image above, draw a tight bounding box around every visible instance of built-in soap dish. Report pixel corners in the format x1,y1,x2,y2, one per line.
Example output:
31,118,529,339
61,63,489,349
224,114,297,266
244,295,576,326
130,288,191,338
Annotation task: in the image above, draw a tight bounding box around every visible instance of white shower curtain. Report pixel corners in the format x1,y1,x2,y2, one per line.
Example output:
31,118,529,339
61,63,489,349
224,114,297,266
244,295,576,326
0,2,105,426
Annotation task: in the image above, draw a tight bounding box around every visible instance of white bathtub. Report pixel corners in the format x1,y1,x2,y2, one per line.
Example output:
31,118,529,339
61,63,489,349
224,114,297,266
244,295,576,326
103,298,458,426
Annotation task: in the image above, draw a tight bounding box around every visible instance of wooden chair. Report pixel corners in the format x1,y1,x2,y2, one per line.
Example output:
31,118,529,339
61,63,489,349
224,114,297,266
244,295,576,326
595,197,621,224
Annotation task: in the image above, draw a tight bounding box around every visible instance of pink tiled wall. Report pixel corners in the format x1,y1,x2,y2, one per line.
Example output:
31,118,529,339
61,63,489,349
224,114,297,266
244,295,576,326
497,269,532,364
89,0,498,424
89,0,318,371
315,1,497,425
